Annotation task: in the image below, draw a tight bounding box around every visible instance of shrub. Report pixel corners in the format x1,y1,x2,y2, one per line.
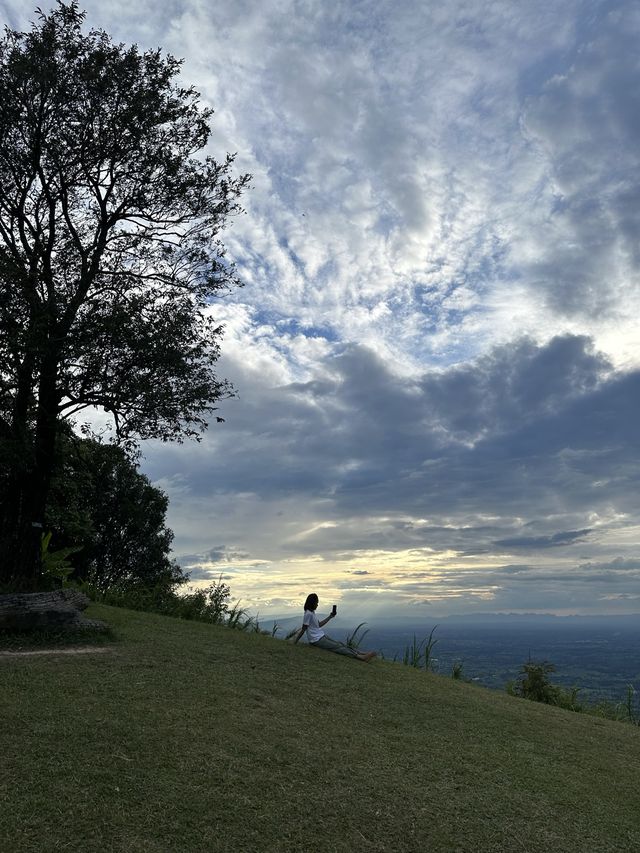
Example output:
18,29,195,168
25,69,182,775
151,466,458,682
510,661,560,704
451,660,464,680
83,574,243,626
508,660,583,711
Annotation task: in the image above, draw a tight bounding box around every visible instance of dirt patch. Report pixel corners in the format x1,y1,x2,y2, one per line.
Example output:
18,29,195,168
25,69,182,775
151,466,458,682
0,646,113,657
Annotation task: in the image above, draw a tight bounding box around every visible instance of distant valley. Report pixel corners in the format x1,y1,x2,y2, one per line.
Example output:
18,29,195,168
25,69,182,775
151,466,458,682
272,613,640,702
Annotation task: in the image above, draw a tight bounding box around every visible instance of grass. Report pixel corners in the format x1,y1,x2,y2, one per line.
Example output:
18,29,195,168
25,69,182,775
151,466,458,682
1,604,640,852
401,625,439,669
0,623,114,650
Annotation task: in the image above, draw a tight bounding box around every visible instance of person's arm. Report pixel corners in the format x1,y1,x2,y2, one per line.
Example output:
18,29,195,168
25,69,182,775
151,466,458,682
293,624,308,644
318,613,336,628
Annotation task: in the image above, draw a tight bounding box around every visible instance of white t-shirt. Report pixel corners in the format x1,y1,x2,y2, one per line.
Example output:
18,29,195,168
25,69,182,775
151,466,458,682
303,609,325,643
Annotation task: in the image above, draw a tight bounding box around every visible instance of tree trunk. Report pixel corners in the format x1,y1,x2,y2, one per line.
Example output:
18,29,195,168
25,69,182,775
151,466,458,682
0,471,44,590
0,349,60,591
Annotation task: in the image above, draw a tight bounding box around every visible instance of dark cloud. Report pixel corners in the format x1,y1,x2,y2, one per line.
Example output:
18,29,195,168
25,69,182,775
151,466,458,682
149,333,640,554
578,558,640,572
417,335,610,442
321,335,637,529
207,546,251,563
494,529,593,550
499,565,541,575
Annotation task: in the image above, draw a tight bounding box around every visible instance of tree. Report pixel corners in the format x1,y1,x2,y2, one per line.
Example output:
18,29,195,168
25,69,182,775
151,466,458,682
45,428,184,592
0,3,249,588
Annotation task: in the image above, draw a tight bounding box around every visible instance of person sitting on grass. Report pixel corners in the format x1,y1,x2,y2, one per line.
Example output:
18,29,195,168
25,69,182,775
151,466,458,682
293,593,377,662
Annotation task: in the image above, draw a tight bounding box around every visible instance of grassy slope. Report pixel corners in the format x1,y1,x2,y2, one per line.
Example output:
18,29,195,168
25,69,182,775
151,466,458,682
1,604,639,853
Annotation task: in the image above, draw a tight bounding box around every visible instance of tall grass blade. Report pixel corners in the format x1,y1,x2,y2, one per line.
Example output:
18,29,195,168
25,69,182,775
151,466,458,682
346,622,370,649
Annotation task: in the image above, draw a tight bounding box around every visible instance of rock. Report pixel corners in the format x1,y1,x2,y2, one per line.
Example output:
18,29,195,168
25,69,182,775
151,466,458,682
0,589,107,632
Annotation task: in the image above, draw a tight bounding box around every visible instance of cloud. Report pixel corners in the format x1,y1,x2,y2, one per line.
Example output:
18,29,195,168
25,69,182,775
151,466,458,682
141,330,640,615
507,4,640,347
33,0,636,371
206,546,252,564
10,2,639,375
493,529,593,550
578,557,640,572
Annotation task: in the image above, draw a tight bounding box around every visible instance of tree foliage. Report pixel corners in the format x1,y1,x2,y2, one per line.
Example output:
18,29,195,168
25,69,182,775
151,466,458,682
46,428,184,593
0,3,249,587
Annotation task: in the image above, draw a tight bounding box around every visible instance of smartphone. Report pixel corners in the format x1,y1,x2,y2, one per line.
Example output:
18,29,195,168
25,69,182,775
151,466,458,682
331,604,337,616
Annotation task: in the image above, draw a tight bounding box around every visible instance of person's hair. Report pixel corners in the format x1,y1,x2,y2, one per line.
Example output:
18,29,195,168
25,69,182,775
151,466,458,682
304,593,318,612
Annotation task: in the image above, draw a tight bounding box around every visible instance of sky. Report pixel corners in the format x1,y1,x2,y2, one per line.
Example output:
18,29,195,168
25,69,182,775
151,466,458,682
3,0,640,620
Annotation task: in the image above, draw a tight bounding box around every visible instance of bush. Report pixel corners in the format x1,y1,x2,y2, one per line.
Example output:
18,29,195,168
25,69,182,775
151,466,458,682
451,660,465,680
84,575,236,625
507,660,583,711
